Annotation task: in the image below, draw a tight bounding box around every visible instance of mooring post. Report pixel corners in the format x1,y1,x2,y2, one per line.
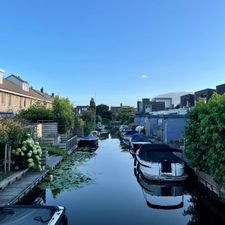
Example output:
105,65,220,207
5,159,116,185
4,144,7,174
8,146,11,172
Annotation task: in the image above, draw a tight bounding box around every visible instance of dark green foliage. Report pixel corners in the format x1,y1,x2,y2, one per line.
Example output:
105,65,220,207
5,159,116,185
0,118,25,148
184,93,225,185
46,145,68,157
117,106,135,125
89,97,96,110
19,103,53,122
96,104,112,121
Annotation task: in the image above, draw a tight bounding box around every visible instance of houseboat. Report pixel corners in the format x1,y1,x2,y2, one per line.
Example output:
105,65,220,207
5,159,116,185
0,205,67,225
136,144,187,182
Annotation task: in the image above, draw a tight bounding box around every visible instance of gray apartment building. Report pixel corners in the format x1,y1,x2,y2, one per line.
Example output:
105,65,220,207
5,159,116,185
180,94,195,107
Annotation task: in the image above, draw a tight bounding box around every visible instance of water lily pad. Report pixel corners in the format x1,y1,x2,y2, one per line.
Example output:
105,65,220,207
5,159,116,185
39,151,95,197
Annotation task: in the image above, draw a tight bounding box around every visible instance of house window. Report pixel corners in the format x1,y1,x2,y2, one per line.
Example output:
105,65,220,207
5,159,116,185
20,97,22,107
8,94,12,106
1,93,5,105
14,96,17,106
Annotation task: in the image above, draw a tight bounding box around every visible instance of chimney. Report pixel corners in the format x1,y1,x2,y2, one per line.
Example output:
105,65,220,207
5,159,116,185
52,93,55,97
40,87,44,93
0,68,5,84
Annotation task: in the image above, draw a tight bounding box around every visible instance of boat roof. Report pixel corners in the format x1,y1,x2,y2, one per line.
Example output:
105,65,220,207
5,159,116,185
80,135,98,140
138,144,183,163
139,144,182,152
131,134,149,142
0,205,62,225
124,130,138,136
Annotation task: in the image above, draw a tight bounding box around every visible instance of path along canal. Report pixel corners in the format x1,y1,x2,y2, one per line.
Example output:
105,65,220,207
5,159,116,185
23,136,225,225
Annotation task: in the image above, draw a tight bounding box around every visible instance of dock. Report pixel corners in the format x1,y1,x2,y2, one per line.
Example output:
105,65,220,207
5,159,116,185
0,155,64,206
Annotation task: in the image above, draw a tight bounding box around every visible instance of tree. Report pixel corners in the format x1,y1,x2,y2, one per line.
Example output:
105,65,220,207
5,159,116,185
52,96,75,134
89,98,96,110
96,104,112,121
81,109,95,135
117,106,135,125
19,102,53,122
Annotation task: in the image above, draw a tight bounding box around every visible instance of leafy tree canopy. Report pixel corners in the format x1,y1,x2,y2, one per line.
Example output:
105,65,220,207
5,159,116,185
117,106,135,125
184,93,225,185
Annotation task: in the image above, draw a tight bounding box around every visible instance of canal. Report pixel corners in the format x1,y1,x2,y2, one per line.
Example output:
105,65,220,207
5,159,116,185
26,136,225,225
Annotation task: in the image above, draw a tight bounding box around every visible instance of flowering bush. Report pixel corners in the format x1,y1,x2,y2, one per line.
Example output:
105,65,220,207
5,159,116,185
12,134,42,171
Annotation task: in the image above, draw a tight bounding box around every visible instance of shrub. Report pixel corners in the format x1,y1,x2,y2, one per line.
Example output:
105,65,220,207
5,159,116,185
184,93,225,185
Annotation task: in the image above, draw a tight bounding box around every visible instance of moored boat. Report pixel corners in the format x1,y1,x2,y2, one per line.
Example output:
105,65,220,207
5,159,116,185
78,135,98,151
130,134,152,152
0,205,67,225
136,144,187,182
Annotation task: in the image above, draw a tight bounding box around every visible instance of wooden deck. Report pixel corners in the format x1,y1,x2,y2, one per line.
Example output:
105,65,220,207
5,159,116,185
0,171,47,206
0,155,64,206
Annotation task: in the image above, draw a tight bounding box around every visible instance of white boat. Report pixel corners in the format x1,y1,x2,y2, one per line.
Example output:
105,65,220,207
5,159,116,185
0,205,67,225
130,134,152,153
136,144,187,182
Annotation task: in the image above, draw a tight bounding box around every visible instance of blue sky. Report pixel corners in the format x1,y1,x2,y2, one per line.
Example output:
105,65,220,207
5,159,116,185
0,0,225,106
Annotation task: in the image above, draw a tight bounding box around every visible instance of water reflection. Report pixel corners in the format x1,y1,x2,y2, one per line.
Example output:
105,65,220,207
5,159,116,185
39,151,96,197
136,173,185,210
22,138,225,225
184,191,225,225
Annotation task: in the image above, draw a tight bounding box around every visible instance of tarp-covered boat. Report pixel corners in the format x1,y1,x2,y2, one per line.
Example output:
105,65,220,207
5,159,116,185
78,135,98,150
0,205,67,225
136,144,187,182
130,134,152,152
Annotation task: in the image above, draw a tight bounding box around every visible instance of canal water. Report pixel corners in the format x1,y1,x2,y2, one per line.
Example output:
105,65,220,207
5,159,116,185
29,136,225,225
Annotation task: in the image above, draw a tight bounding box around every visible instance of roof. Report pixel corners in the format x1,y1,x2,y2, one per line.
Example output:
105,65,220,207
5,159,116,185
6,74,28,84
138,144,183,163
0,78,52,103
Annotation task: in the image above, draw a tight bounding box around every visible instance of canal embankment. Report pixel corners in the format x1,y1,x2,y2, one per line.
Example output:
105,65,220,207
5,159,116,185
0,154,64,206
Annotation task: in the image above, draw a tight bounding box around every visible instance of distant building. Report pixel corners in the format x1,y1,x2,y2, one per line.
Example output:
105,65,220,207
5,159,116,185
0,74,53,114
180,94,195,107
110,106,121,114
152,97,173,109
137,101,142,112
216,83,225,95
74,106,89,115
195,88,216,103
144,101,165,113
137,98,165,113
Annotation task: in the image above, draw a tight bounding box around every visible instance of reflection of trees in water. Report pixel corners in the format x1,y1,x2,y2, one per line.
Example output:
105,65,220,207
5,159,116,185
39,151,95,198
184,192,225,225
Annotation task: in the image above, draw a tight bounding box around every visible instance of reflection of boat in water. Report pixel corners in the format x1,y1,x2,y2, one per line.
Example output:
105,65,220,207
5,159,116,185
136,144,187,182
0,205,67,225
136,173,185,210
77,135,98,151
